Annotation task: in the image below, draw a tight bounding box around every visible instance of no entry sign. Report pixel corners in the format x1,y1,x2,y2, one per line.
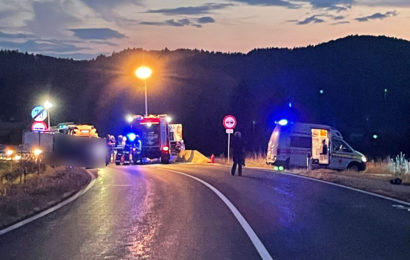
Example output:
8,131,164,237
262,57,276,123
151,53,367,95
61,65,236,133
223,115,237,129
31,121,48,132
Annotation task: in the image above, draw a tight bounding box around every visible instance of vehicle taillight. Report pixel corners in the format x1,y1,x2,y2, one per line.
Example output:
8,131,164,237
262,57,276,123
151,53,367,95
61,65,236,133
162,146,169,152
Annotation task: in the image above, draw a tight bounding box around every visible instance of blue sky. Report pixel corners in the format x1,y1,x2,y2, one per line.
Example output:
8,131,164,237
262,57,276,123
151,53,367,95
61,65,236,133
0,0,409,59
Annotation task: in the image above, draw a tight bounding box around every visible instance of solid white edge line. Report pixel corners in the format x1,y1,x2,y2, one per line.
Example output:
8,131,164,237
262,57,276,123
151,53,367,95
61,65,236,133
238,165,410,207
0,169,97,236
165,169,273,260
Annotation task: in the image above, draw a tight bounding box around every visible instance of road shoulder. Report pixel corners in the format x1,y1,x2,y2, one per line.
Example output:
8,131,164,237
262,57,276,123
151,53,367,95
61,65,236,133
0,167,96,234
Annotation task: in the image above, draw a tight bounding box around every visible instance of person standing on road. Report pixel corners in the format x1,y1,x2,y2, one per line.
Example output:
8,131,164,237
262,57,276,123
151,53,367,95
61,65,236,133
231,131,245,176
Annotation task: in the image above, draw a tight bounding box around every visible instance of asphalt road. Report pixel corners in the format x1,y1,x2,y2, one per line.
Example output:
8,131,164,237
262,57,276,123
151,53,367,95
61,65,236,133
0,163,409,259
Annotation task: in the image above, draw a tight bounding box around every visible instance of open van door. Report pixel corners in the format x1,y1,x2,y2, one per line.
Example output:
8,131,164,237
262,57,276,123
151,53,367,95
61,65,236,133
311,128,329,165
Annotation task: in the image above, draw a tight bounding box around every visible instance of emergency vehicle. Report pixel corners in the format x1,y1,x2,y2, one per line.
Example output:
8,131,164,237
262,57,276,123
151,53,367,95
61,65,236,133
56,123,99,138
266,120,367,171
168,124,185,156
129,114,171,164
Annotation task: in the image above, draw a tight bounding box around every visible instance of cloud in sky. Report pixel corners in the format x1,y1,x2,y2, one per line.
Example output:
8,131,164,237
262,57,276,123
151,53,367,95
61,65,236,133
290,13,347,25
333,15,345,20
229,0,298,8
26,1,79,38
146,3,233,15
70,28,125,40
80,0,141,13
324,4,351,12
140,16,216,28
140,18,201,28
197,16,216,23
358,0,410,7
0,39,84,53
229,0,353,10
332,21,350,25
301,0,353,9
355,11,397,22
0,0,409,59
0,31,33,39
297,15,325,24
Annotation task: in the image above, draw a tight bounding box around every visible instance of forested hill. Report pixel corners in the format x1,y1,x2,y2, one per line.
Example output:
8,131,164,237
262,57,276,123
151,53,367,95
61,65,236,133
0,35,409,156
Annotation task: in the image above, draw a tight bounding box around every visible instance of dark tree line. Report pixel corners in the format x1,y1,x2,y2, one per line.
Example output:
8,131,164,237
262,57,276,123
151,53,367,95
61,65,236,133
0,35,409,157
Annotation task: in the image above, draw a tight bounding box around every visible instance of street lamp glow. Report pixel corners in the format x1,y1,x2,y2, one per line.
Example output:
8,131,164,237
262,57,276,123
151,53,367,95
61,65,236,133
33,148,43,156
126,114,134,123
6,149,14,156
166,116,172,123
135,66,152,80
44,100,53,109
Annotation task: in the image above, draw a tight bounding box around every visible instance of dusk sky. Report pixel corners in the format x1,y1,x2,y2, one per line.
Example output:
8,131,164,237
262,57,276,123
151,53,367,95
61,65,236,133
0,0,409,59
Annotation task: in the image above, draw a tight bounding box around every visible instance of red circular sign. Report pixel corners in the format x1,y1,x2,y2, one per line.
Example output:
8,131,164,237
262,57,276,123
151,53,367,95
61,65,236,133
223,115,237,129
31,121,48,132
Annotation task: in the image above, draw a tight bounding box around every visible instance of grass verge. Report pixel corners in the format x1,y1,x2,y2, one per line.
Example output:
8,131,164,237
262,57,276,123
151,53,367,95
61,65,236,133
0,166,92,230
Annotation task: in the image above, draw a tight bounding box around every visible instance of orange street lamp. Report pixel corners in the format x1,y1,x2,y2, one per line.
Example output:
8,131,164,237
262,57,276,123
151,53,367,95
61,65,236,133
135,66,152,116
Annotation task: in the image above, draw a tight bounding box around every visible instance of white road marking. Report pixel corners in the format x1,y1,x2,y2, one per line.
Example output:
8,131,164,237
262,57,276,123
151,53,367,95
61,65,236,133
241,166,410,207
164,169,273,260
0,170,97,236
392,204,410,211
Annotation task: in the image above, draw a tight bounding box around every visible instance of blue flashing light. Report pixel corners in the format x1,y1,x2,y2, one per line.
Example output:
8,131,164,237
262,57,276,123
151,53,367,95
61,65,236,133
288,102,292,108
127,133,137,142
319,89,324,94
278,119,288,126
372,134,379,140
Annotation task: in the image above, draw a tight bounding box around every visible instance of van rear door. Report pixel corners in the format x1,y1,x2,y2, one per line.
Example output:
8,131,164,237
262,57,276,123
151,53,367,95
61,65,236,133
311,128,329,165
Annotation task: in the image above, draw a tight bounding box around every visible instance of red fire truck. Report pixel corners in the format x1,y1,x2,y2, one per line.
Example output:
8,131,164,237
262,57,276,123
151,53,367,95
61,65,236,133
130,114,171,164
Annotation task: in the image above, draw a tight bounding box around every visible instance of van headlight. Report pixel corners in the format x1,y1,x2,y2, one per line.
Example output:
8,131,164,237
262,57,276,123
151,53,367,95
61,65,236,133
361,155,367,163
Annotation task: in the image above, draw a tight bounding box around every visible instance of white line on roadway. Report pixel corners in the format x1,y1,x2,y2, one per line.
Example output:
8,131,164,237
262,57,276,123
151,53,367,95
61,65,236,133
240,165,410,207
164,169,273,260
0,170,97,236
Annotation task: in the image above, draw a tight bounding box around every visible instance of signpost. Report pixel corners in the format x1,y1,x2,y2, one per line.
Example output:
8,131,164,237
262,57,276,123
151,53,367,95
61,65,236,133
223,115,237,163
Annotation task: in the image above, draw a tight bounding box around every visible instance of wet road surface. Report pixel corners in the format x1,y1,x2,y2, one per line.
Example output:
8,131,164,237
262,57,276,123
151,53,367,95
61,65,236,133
1,163,409,259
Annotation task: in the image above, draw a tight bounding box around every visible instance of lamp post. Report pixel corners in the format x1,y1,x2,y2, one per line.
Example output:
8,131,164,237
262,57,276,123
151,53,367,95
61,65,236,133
135,66,152,117
44,100,53,130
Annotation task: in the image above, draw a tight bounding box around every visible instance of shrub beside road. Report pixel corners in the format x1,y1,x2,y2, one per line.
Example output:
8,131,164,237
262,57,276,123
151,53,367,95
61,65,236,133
0,163,92,229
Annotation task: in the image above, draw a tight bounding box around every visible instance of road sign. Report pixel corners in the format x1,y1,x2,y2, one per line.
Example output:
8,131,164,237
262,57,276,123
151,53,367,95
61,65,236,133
223,115,237,129
226,129,234,134
223,115,237,164
31,106,48,121
31,121,48,132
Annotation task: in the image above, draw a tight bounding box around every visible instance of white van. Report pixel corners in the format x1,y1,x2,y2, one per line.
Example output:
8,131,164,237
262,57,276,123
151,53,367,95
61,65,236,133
266,122,367,171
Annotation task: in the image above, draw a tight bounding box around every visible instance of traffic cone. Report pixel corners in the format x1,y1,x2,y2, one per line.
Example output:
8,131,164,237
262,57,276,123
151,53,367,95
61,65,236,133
210,154,215,163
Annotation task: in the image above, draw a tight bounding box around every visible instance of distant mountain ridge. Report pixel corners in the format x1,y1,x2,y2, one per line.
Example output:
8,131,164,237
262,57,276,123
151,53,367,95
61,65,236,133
0,35,409,156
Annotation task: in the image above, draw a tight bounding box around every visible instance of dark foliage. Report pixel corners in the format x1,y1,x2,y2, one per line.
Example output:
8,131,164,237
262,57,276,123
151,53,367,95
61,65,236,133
0,35,409,157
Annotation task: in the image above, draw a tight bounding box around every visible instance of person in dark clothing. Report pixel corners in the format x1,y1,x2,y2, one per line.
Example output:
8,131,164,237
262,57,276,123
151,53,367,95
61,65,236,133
231,131,245,176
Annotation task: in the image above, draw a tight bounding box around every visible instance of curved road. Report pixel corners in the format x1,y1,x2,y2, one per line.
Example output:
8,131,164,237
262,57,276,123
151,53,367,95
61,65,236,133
0,164,409,259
